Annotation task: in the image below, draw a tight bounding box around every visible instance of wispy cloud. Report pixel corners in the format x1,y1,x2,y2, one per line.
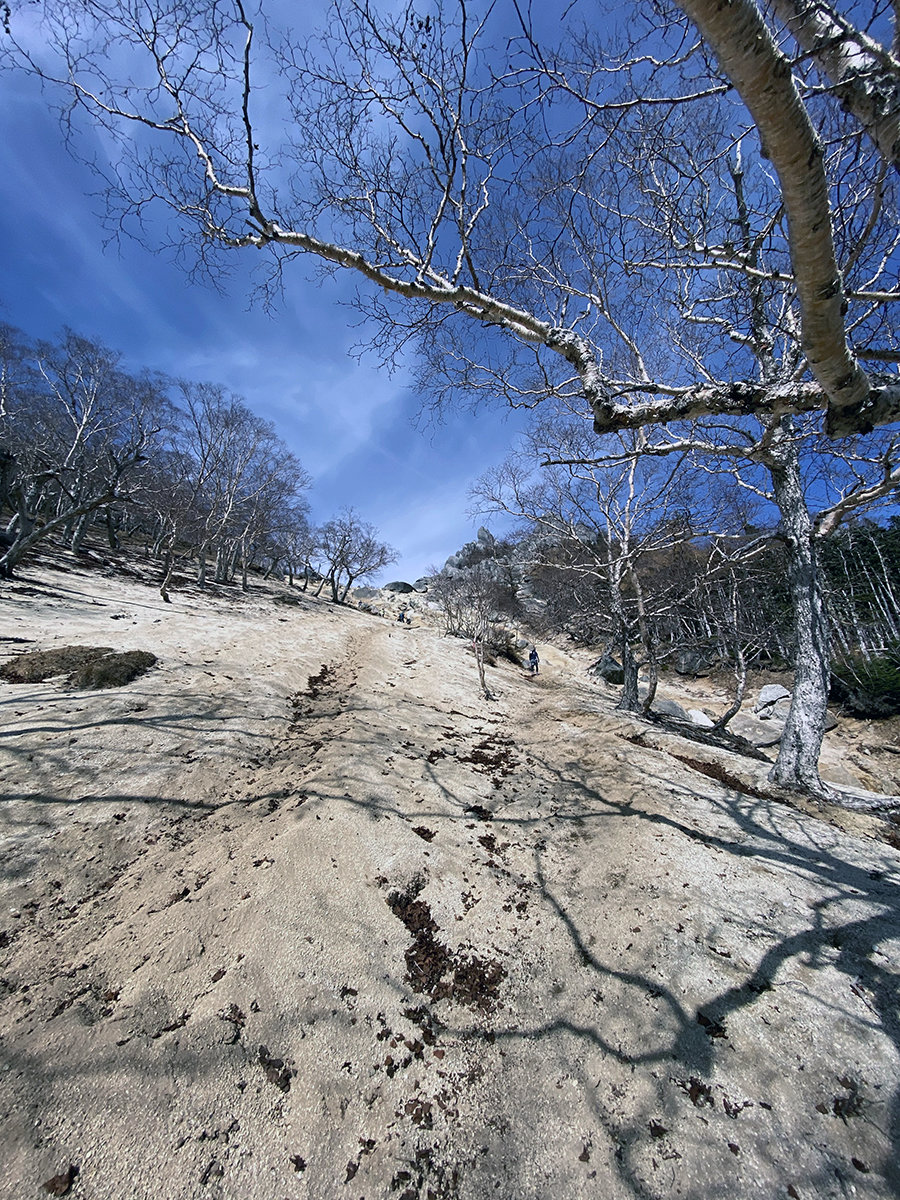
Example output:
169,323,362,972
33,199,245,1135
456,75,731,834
0,61,527,584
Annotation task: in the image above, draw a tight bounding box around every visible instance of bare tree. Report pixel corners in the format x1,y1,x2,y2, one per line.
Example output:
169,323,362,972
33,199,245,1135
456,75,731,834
765,0,900,168
823,519,900,657
600,129,900,795
4,1,898,796
160,381,310,590
314,509,397,603
0,325,163,576
672,0,899,431
429,553,520,639
4,0,898,436
474,421,726,713
269,502,316,588
428,552,521,699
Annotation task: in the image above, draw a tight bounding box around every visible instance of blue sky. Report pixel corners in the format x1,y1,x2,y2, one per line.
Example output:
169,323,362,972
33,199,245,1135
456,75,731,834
0,8,528,584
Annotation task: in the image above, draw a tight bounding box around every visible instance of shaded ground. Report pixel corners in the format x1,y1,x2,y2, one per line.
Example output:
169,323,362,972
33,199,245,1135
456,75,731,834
0,557,898,1199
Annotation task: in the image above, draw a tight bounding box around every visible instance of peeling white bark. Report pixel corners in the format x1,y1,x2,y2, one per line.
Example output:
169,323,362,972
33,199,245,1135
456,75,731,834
675,0,872,435
766,428,831,790
769,0,900,167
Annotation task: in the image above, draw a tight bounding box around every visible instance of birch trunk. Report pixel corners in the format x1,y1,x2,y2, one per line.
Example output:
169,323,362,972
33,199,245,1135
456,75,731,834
675,0,870,434
767,0,900,166
618,632,641,712
160,544,175,603
0,489,115,577
70,510,91,552
105,508,119,550
197,542,209,588
714,649,748,732
768,433,831,790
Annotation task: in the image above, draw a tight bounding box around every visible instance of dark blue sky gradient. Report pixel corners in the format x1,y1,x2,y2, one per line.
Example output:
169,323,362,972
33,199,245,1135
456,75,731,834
0,25,527,583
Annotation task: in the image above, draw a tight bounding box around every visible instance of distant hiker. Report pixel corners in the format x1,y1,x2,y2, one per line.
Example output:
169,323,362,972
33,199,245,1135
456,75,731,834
398,609,406,623
529,647,539,675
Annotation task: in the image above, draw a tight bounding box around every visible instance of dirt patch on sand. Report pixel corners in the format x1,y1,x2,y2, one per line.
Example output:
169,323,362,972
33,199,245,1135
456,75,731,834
386,878,505,1013
0,644,156,688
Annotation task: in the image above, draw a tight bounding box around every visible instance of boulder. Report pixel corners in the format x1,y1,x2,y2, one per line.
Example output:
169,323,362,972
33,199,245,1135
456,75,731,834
674,650,712,677
654,698,690,721
688,709,716,728
412,578,431,593
588,653,624,685
728,714,784,748
729,707,837,746
383,581,415,594
754,683,791,712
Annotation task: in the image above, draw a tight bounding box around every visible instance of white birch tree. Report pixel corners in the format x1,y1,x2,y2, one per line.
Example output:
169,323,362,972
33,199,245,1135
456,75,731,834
0,326,164,576
315,509,397,603
4,0,898,434
3,0,899,796
474,424,713,715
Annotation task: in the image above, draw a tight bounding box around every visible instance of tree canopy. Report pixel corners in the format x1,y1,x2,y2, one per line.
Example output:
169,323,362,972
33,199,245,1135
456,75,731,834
4,0,898,436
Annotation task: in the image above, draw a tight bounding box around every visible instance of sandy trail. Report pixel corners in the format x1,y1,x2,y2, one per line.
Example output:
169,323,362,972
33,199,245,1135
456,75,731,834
0,563,898,1199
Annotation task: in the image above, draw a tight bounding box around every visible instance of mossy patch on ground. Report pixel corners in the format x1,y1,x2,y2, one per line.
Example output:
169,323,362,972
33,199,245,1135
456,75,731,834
0,645,157,689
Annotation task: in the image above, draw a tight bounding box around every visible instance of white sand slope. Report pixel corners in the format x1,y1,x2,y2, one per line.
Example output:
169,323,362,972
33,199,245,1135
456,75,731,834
0,559,898,1200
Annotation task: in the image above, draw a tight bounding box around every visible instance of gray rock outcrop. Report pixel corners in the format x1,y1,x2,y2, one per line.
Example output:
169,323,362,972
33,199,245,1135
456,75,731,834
755,684,791,712
688,709,716,728
675,650,713,676
588,653,625,685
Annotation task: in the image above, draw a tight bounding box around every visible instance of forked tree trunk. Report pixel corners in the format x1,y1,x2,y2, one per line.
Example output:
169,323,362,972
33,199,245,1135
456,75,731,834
473,634,493,701
618,634,641,712
631,568,658,716
609,566,642,713
768,435,831,791
714,632,748,732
